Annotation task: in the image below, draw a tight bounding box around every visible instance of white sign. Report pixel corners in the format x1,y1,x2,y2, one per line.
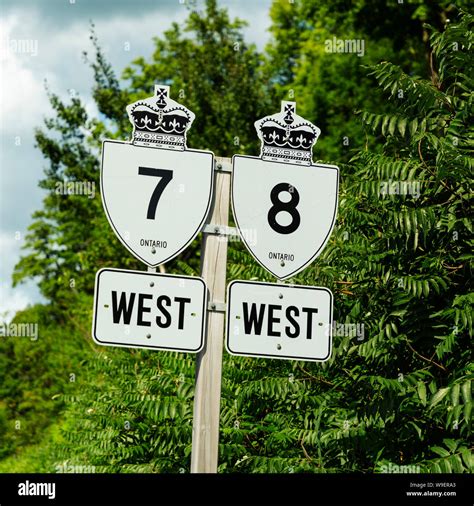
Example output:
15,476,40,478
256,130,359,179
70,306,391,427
226,280,333,362
92,268,207,353
232,101,339,280
101,85,214,267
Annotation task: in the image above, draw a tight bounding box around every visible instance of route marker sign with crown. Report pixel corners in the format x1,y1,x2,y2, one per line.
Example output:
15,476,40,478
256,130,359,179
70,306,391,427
232,101,339,279
101,85,214,267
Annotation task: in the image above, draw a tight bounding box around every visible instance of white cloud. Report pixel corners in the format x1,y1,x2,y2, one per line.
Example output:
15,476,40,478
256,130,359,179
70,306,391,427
0,12,51,133
0,1,272,319
0,230,43,322
228,1,272,50
0,285,33,323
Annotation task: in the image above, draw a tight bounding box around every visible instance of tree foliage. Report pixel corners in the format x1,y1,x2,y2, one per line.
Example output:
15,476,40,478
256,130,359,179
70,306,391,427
1,1,472,474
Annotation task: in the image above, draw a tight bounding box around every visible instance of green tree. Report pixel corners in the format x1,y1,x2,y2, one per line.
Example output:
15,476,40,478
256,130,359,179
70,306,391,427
265,0,470,163
0,304,89,466
3,1,472,474
222,10,473,473
7,0,272,472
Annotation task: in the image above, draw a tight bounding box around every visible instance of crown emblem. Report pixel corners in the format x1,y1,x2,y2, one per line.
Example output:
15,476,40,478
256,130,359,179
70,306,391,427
126,85,195,150
255,101,320,166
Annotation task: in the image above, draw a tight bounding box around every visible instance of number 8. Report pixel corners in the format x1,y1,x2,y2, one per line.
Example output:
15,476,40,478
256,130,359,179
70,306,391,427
267,183,301,234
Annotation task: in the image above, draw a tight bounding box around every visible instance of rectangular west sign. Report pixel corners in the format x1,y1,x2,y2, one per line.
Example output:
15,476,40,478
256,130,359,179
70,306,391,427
92,268,207,352
226,280,332,362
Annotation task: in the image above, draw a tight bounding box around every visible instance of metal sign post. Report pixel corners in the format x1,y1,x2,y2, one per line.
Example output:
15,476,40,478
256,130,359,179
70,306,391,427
191,157,231,473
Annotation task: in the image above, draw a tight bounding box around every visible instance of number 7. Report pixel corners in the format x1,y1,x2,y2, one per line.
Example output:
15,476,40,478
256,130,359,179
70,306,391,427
138,167,173,220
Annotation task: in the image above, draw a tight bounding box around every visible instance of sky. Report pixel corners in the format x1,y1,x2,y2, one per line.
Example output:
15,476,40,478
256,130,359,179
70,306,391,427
0,0,273,321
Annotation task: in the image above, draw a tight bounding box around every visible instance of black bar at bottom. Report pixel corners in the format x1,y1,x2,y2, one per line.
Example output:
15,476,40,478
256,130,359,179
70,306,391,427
0,473,471,506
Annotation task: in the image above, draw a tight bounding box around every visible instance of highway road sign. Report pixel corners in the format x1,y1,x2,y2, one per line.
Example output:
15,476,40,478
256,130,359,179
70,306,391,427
92,268,207,353
226,280,333,362
101,85,213,268
232,101,339,280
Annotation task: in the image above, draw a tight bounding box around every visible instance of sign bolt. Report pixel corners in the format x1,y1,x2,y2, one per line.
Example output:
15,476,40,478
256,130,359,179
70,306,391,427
146,334,151,339
278,293,283,299
214,226,220,234
217,163,222,170
150,282,155,287
277,344,282,350
280,260,285,267
151,248,156,254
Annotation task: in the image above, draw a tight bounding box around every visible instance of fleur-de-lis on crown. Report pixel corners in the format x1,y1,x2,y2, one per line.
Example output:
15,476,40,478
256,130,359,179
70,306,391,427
269,130,279,142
